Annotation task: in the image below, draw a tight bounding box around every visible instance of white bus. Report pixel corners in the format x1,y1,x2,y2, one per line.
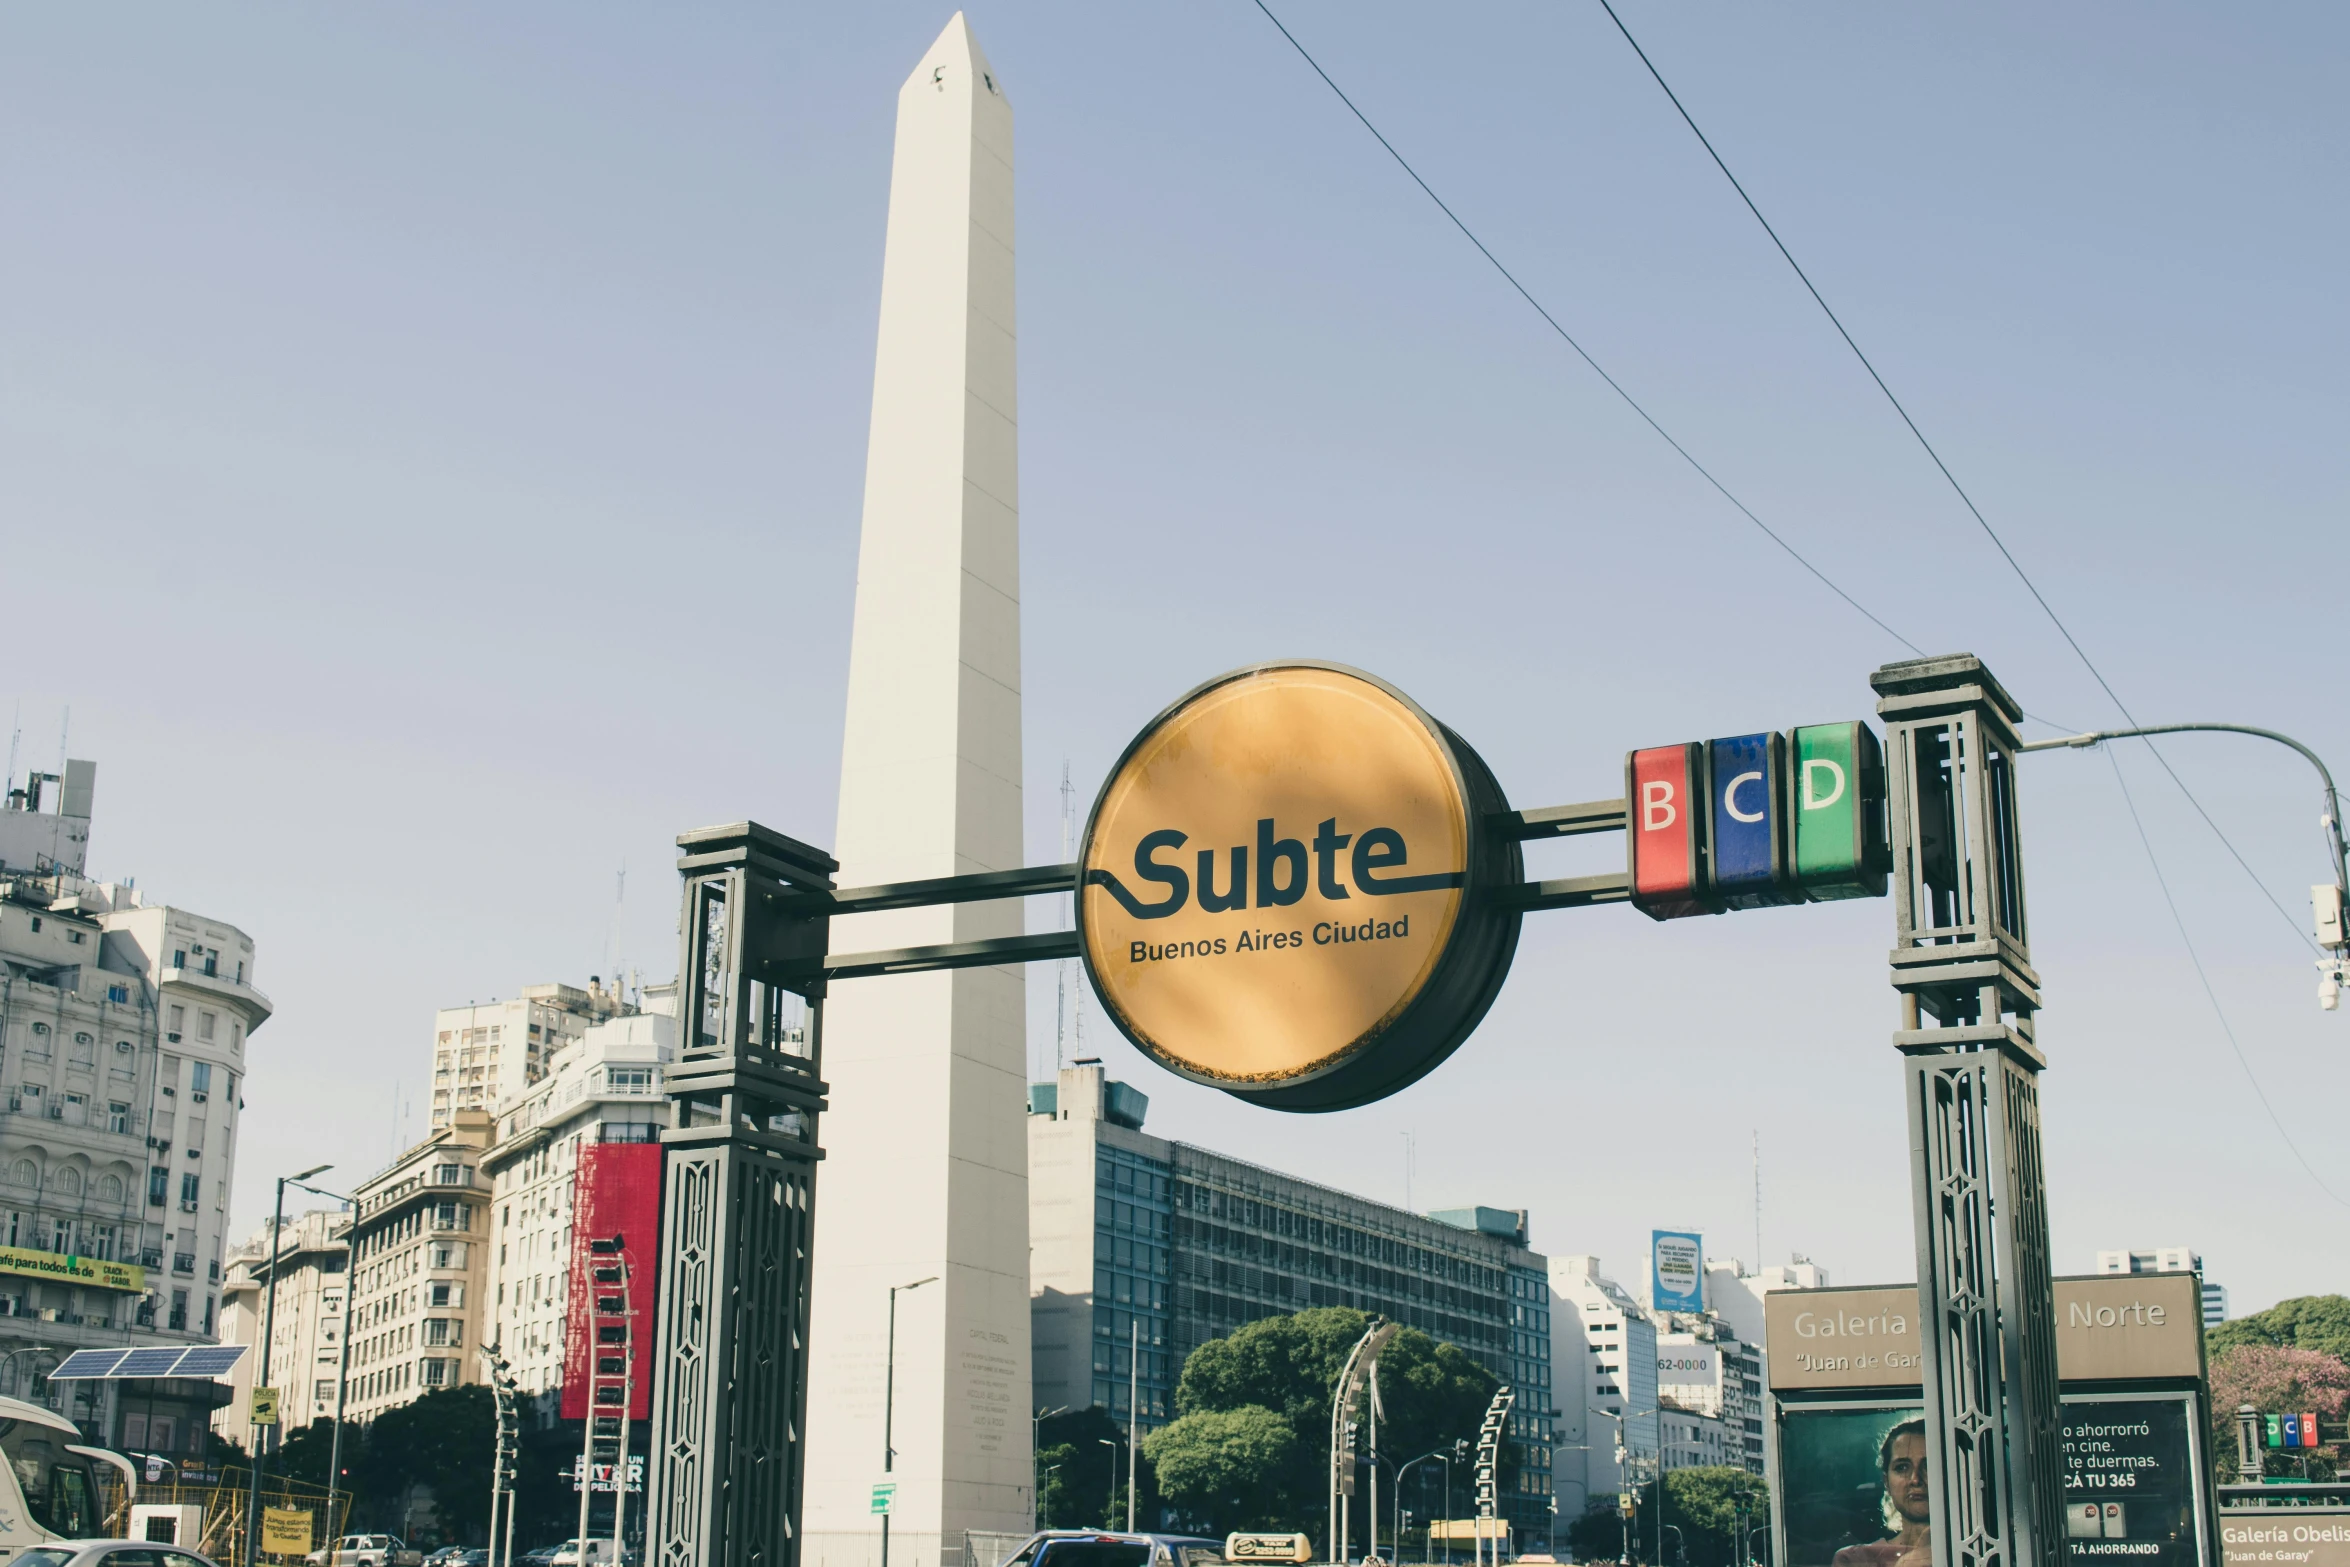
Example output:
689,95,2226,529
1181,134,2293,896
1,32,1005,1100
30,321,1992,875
0,1394,136,1555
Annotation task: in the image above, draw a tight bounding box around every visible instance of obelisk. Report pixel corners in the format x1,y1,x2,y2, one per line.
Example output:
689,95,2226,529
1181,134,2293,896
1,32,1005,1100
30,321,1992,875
804,16,1031,1567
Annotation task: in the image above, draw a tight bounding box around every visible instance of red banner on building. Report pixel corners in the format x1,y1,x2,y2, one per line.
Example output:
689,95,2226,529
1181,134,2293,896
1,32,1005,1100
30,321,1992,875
559,1141,661,1421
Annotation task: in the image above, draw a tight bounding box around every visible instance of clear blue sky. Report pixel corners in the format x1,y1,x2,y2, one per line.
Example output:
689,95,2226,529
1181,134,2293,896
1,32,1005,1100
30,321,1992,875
4,4,2343,1314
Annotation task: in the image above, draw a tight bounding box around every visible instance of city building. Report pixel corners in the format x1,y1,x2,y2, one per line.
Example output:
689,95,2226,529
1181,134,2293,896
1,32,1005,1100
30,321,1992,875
1654,1324,1764,1475
1550,1255,1660,1529
343,1111,495,1419
2095,1248,2226,1325
1029,1063,1554,1543
480,995,675,1419
0,761,266,1455
1703,1256,1830,1351
1659,1404,1735,1471
215,1208,351,1442
429,981,630,1132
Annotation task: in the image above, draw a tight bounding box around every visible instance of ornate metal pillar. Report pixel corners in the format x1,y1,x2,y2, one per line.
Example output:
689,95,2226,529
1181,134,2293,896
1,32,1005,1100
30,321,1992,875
648,822,836,1567
1873,655,2063,1567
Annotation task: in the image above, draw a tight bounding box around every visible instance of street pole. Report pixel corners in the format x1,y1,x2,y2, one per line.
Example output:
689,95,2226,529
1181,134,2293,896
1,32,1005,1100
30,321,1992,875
246,1163,329,1567
882,1276,937,1567
1876,655,2063,1567
611,1248,634,1567
1128,1319,1140,1533
1031,1405,1067,1531
2016,721,2350,1005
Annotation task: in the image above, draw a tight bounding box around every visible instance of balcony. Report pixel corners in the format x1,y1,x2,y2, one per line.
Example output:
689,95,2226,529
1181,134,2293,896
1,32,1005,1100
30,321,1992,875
159,965,273,1030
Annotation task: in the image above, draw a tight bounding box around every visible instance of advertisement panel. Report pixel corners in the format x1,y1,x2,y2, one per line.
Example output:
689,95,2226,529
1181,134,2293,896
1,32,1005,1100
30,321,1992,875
559,1141,662,1422
2062,1395,2205,1567
0,1245,144,1293
1652,1231,1704,1315
1777,1403,1930,1567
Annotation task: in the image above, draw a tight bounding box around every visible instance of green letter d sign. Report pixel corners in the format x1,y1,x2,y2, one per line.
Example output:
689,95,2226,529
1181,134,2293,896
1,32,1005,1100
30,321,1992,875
1791,722,1887,900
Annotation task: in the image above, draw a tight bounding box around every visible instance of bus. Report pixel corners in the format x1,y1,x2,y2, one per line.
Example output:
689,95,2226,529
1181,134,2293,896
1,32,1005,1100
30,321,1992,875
0,1393,136,1555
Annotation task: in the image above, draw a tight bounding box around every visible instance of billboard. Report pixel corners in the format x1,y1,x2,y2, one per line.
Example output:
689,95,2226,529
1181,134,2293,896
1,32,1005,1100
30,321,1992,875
1777,1404,1929,1567
559,1141,662,1422
2062,1395,2205,1567
1776,1409,1926,1567
1652,1231,1704,1315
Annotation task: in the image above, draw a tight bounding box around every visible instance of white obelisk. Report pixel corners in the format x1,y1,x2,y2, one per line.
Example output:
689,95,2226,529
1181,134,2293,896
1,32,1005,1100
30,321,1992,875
804,16,1030,1567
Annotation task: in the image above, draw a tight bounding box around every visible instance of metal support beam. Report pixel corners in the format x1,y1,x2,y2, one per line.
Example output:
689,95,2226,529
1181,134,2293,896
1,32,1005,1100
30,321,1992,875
1874,654,2063,1567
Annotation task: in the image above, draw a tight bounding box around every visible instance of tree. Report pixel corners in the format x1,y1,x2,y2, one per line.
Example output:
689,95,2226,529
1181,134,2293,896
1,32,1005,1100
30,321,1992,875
2209,1297,2350,1364
2208,1343,2350,1482
1565,1470,1769,1567
360,1386,499,1541
1170,1306,1501,1541
1039,1407,1130,1529
1144,1406,1298,1532
277,1418,364,1494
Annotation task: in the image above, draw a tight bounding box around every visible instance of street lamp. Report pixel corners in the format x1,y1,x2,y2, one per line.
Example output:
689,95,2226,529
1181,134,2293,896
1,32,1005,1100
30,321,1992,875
1031,1405,1068,1531
1394,1449,1448,1562
880,1276,937,1567
1098,1438,1122,1529
2016,721,2350,1005
284,1173,357,1554
245,1162,331,1567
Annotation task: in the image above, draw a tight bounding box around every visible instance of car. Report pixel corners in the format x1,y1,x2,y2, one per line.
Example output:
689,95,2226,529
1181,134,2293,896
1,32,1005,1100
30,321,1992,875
11,1543,225,1567
996,1532,1227,1567
305,1535,424,1567
545,1541,621,1566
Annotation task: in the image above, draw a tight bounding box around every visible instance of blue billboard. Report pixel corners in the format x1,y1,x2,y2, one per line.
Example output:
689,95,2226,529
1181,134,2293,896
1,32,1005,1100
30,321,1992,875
1652,1230,1704,1314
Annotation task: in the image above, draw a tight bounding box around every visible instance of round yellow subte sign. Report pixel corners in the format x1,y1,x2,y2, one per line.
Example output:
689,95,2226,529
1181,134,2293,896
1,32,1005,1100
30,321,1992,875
1079,663,1521,1110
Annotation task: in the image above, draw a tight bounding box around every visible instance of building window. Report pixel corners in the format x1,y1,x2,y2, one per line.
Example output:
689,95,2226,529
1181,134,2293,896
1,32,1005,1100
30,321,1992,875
190,1063,212,1099
148,1167,169,1206
432,1163,463,1186
197,1012,216,1042
108,1103,130,1135
166,1006,184,1042
422,1359,450,1387
179,1173,200,1207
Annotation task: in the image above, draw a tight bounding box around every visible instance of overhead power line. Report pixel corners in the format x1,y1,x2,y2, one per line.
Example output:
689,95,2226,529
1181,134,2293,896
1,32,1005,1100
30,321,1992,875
2099,746,2346,1207
1592,0,2312,952
1246,0,1922,659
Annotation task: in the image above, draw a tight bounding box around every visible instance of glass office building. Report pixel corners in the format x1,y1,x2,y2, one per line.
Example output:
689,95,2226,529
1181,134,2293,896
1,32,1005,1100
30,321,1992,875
1031,1063,1554,1542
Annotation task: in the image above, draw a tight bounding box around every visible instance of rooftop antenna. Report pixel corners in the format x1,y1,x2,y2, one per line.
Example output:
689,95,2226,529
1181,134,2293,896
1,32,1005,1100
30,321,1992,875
5,702,19,806
1752,1130,1763,1277
600,862,627,994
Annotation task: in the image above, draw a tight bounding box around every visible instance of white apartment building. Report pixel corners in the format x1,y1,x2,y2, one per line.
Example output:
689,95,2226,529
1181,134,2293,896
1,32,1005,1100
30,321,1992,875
215,1209,351,1443
1660,1404,1735,1471
430,980,629,1131
344,1112,495,1420
0,762,267,1456
2096,1247,2227,1325
1655,1325,1764,1474
1703,1256,1831,1350
481,999,674,1420
1550,1255,1659,1522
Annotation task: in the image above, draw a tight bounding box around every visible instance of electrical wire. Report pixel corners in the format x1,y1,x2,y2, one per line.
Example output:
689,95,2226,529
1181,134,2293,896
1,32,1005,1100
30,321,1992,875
1246,0,1922,659
1594,0,2316,953
2100,746,2347,1207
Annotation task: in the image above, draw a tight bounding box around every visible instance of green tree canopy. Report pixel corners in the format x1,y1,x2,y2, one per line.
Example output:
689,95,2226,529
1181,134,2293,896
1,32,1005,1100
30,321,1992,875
2209,1297,2350,1364
1039,1406,1137,1530
1171,1306,1502,1541
1566,1469,1768,1567
1144,1406,1298,1532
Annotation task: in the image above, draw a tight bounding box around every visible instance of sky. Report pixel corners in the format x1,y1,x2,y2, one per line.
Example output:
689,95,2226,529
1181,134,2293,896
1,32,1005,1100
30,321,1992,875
2,4,2344,1317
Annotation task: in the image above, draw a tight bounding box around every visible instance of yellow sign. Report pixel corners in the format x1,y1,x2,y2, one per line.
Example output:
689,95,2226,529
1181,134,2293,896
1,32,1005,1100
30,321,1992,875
1226,1534,1313,1563
1430,1520,1512,1541
1080,662,1521,1110
261,1507,313,1555
0,1245,144,1293
250,1386,280,1427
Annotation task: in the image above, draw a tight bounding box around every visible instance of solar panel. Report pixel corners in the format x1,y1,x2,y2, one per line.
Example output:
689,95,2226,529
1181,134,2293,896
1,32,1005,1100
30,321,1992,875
46,1349,130,1381
115,1348,187,1377
170,1345,248,1376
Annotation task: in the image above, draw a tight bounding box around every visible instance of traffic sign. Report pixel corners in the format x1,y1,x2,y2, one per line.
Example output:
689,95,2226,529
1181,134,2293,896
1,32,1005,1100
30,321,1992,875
2267,1413,2284,1448
871,1480,897,1516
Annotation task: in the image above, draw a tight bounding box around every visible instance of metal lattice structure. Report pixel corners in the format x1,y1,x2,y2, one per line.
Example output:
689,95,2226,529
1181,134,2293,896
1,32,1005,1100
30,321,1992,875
1874,655,2063,1567
647,823,837,1567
